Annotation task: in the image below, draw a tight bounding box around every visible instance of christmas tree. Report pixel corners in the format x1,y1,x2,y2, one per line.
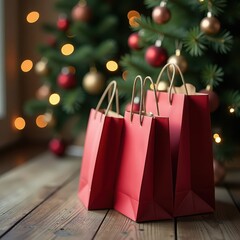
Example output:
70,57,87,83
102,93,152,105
119,0,240,163
24,0,143,155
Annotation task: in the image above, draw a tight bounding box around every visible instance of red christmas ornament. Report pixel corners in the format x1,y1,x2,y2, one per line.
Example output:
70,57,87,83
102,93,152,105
46,36,57,47
200,89,220,112
125,97,140,112
145,45,168,67
152,5,171,24
128,33,141,50
125,102,140,112
57,16,69,31
71,3,92,22
57,72,77,89
49,138,66,156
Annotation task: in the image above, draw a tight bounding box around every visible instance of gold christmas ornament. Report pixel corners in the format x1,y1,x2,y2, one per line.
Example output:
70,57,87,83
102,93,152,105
167,50,188,74
82,69,105,95
35,59,49,76
200,12,221,35
150,81,169,92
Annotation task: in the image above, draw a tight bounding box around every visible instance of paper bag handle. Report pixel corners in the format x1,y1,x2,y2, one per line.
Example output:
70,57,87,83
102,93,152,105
143,76,160,116
95,80,119,116
130,75,144,125
156,63,188,104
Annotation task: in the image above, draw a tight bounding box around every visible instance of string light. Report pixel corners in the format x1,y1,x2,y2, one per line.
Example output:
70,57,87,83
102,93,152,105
21,59,33,72
14,117,26,130
36,115,48,128
26,11,40,23
229,107,235,113
213,133,219,139
213,133,222,143
215,136,222,143
106,60,118,72
129,16,140,27
49,93,60,105
127,10,140,20
61,44,74,56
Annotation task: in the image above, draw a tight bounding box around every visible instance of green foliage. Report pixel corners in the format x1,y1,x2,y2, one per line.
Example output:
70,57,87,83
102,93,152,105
184,27,207,56
202,64,224,88
199,0,227,16
223,90,240,117
24,100,48,115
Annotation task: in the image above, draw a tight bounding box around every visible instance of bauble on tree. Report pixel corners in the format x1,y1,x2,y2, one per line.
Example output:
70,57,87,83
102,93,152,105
82,69,105,95
128,32,141,50
57,67,77,89
145,45,168,67
72,2,92,22
200,87,220,112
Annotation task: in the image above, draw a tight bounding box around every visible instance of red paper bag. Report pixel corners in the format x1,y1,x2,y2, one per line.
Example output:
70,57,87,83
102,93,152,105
145,63,215,217
114,76,173,222
78,81,123,209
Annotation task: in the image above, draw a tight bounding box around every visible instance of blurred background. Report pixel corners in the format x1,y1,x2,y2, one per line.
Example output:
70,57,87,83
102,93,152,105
0,0,239,183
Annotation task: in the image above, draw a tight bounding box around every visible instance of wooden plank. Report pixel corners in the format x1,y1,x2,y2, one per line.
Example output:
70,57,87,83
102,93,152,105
1,176,108,240
225,168,240,212
94,210,175,240
0,152,80,236
177,187,240,240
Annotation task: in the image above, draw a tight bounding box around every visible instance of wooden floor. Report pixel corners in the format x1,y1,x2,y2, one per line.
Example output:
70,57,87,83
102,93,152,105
0,151,240,240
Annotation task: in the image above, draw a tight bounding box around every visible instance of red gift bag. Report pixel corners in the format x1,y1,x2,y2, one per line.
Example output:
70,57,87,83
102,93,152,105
78,81,123,209
114,76,173,222
146,63,215,217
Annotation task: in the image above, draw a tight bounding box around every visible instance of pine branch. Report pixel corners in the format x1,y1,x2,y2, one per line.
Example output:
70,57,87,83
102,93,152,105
202,64,224,88
184,27,207,56
24,100,48,115
199,0,227,16
94,40,118,62
134,16,186,43
207,31,233,54
223,90,240,117
61,88,85,114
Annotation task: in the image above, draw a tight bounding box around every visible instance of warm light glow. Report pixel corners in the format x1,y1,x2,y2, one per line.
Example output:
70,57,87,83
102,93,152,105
229,107,235,113
14,117,26,130
26,11,40,23
106,60,118,72
129,16,140,27
213,133,219,139
122,71,128,81
61,44,74,56
21,59,33,72
127,10,140,20
215,137,222,143
49,93,60,105
36,115,48,128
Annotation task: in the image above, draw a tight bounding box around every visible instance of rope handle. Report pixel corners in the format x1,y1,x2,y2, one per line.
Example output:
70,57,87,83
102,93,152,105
95,80,119,117
130,75,144,125
143,76,160,116
156,63,188,104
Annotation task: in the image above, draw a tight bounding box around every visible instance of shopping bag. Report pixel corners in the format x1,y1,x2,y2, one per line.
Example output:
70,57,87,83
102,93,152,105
145,63,215,217
114,76,173,222
78,81,123,209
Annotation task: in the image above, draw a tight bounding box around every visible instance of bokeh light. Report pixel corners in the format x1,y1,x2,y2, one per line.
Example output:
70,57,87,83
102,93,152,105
106,60,118,72
49,93,61,105
36,115,48,128
61,44,74,56
21,59,33,72
26,11,40,23
14,117,26,130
